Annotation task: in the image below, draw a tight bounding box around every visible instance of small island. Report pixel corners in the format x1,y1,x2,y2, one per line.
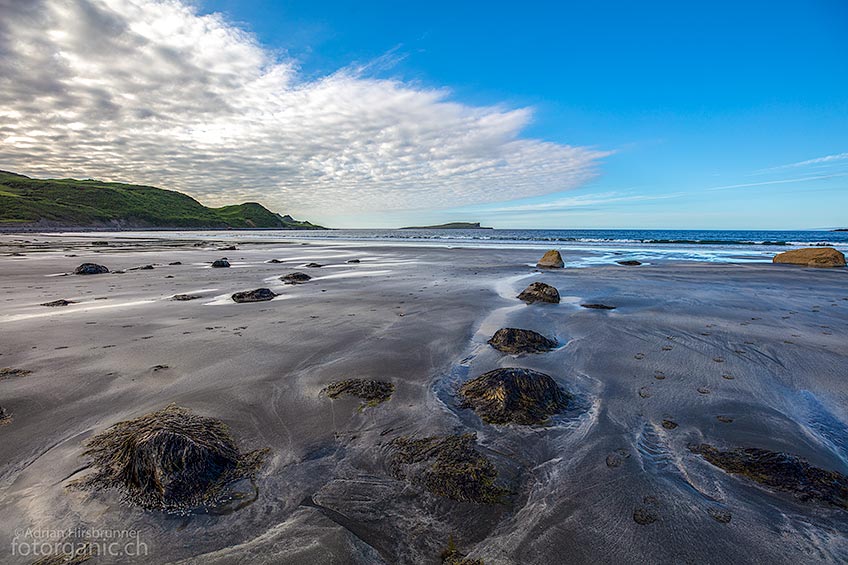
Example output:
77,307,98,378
833,228,848,232
400,222,493,230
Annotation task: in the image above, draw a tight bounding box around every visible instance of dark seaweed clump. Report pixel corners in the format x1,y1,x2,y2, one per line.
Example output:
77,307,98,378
322,379,395,407
389,433,508,503
691,443,848,509
459,368,571,425
73,404,268,512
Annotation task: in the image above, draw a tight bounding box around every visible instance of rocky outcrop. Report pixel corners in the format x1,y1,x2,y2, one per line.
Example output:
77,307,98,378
72,404,268,511
517,282,560,304
74,263,109,275
231,288,277,303
690,443,848,509
536,250,564,269
322,379,394,407
281,272,311,284
772,247,846,268
389,433,508,503
459,368,571,425
211,258,230,268
41,299,76,307
488,328,557,354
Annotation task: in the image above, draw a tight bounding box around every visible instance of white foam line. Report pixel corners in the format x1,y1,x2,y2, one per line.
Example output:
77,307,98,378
0,299,157,324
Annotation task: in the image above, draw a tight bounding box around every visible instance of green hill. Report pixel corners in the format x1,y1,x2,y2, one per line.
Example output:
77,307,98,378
0,170,323,229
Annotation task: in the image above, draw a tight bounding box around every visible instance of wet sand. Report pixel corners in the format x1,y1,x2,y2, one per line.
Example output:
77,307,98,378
0,234,846,564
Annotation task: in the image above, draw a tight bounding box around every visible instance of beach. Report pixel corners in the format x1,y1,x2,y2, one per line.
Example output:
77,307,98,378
0,233,846,564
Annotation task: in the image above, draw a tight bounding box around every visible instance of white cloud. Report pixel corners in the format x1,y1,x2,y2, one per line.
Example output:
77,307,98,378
0,0,607,221
758,152,848,172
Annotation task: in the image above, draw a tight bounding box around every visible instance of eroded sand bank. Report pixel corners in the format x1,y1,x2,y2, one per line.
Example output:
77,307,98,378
0,234,846,564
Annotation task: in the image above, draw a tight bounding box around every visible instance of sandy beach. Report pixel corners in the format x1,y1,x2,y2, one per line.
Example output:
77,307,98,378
0,233,846,564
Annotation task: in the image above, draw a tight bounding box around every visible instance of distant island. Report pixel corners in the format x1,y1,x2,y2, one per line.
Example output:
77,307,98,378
400,222,493,230
0,170,323,230
833,228,848,232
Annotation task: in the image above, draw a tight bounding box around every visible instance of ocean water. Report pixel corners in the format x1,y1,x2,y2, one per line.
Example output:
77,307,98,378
66,229,848,266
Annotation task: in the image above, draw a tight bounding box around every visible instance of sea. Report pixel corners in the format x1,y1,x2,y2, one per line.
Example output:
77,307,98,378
68,229,848,267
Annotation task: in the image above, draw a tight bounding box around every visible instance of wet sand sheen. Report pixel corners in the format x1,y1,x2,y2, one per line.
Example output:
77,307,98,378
0,234,846,564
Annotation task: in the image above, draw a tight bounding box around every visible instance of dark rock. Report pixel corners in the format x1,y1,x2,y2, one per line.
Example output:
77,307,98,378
91,241,109,246
661,419,678,430
267,259,284,263
0,405,10,424
606,448,630,468
172,294,201,301
322,379,394,407
10,252,24,256
281,272,311,284
633,507,659,525
617,260,642,266
130,264,154,270
231,288,277,303
536,250,564,268
346,259,361,263
218,246,237,251
211,259,230,268
708,508,732,523
169,261,182,265
0,368,32,380
389,433,508,503
487,328,557,354
716,415,734,423
41,299,76,307
581,303,616,310
74,263,109,275
459,368,571,425
304,262,324,268
690,443,848,509
517,282,560,304
71,404,268,511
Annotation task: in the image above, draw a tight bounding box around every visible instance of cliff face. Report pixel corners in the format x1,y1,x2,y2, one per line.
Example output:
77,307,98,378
0,170,323,229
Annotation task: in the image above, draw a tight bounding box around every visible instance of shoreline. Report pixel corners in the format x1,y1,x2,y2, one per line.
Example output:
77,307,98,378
0,236,846,563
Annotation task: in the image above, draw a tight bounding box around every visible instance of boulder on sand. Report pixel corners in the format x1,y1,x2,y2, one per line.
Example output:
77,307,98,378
74,263,109,275
41,299,76,307
281,272,311,284
488,328,557,354
211,258,230,268
459,368,571,425
772,247,846,268
304,262,324,268
536,250,564,269
231,288,277,303
517,282,560,304
617,260,642,266
72,404,268,511
322,379,394,407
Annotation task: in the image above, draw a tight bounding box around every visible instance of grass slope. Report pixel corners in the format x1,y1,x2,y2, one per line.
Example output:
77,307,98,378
0,170,322,229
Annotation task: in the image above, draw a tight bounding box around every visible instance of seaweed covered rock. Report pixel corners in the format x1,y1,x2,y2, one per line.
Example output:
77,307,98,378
73,404,267,512
536,250,564,269
488,328,557,354
41,299,76,307
459,368,570,425
231,288,277,303
74,263,109,275
690,443,848,509
773,247,846,268
389,433,508,503
281,272,311,284
172,294,201,301
322,379,394,407
581,303,616,310
517,281,560,304
211,258,230,268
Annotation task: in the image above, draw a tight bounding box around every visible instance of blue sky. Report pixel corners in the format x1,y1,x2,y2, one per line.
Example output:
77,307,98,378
199,0,848,229
2,0,846,229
